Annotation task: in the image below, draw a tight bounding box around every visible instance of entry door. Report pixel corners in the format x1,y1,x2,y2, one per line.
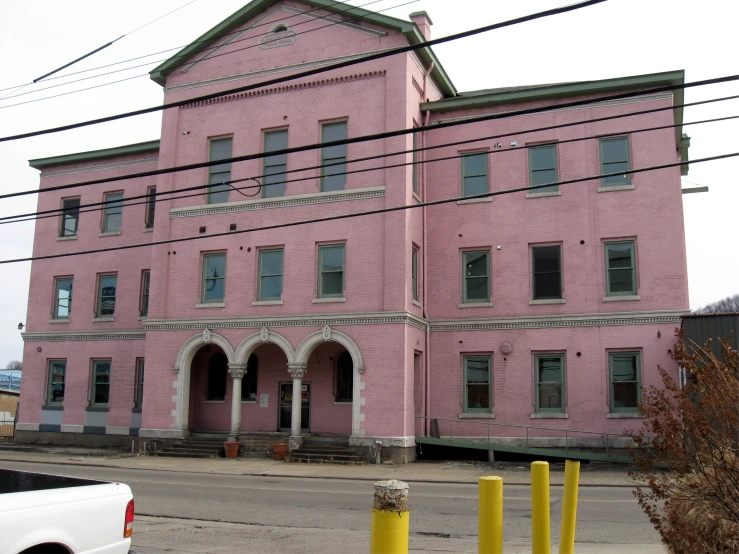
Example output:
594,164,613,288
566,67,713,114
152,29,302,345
278,382,310,431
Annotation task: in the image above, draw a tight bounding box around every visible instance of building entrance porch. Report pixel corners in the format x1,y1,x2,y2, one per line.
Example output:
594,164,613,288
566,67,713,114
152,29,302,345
279,382,310,432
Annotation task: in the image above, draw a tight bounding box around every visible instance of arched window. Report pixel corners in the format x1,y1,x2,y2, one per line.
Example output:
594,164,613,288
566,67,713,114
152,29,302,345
242,354,258,401
206,352,228,401
335,351,353,403
271,24,289,33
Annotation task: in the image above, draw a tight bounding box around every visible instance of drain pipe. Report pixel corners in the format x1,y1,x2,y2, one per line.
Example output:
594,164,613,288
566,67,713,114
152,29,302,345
423,108,431,438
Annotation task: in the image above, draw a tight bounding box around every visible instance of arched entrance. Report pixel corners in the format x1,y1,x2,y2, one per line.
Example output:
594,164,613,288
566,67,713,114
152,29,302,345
189,345,231,432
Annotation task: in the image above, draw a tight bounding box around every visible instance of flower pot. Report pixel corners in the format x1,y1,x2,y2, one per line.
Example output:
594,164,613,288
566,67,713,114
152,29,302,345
271,443,288,461
224,441,240,459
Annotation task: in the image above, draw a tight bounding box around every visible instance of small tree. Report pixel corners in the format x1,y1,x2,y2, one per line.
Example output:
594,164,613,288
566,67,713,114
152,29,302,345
5,361,22,372
629,332,739,553
694,293,739,314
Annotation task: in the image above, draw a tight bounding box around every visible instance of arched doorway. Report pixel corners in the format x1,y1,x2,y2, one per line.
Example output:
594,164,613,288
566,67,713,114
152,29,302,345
189,345,231,432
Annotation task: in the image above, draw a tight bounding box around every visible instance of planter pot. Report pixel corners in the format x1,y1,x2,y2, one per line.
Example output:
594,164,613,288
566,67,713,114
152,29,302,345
224,441,240,459
271,443,288,461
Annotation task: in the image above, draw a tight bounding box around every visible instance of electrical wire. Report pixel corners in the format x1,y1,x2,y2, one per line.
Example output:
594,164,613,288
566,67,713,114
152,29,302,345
0,0,608,142
2,152,735,265
5,75,736,201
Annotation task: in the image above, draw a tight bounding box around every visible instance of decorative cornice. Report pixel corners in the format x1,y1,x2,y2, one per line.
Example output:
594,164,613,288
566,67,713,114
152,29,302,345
411,76,424,97
22,330,146,342
38,157,159,177
182,71,386,109
170,186,385,218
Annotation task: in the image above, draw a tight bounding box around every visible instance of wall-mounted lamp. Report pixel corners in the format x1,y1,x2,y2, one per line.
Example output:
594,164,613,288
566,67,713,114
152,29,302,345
17,322,24,330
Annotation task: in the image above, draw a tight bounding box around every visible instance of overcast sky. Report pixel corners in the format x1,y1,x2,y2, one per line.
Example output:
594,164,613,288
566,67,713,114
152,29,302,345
0,0,737,365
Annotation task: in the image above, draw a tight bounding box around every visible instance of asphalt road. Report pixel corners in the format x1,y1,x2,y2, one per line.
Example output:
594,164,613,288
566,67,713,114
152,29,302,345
2,461,663,553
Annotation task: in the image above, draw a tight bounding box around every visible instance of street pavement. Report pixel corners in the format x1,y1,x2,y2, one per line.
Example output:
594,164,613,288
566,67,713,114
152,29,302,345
0,457,664,553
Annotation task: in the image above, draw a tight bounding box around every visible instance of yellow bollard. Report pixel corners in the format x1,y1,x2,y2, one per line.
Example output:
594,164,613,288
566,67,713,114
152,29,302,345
370,479,409,554
558,460,580,554
531,461,551,554
478,476,504,554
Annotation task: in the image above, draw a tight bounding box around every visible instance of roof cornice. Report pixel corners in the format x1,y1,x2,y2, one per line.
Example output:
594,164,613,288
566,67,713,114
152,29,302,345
29,140,160,170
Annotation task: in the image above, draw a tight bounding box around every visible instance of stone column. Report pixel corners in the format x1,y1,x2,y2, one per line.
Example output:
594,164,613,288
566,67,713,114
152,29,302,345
287,362,307,452
227,363,247,442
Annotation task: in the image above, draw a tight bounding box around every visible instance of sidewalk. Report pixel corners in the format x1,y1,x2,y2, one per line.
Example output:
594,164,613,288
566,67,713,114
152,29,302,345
0,445,636,487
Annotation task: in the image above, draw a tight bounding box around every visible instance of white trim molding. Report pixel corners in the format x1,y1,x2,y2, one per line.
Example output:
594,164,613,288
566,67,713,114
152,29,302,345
350,436,416,448
22,330,146,342
234,328,296,365
39,157,158,177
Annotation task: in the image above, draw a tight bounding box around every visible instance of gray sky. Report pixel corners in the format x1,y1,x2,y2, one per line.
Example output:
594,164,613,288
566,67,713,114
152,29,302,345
1,0,737,365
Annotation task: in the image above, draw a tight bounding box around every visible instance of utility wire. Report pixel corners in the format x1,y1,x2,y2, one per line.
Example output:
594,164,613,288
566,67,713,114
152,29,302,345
0,0,608,142
5,75,736,201
0,0,395,107
2,153,735,266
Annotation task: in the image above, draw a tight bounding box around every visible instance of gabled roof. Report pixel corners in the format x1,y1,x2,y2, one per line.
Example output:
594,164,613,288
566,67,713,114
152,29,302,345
149,0,456,97
29,140,160,170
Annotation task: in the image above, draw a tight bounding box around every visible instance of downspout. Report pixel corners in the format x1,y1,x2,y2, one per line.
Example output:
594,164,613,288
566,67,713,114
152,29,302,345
421,62,435,99
423,109,431,436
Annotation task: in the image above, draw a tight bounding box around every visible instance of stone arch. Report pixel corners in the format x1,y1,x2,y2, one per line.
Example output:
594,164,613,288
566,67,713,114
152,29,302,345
294,327,364,373
172,331,235,433
234,328,295,366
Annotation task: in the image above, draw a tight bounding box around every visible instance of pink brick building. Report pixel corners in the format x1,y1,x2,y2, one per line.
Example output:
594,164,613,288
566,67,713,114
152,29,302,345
16,0,690,462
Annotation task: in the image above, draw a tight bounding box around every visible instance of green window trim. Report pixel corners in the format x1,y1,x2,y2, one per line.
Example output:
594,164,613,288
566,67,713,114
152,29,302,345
529,144,559,192
90,360,111,407
321,122,348,192
599,136,631,186
145,186,157,228
609,351,641,413
534,354,566,413
263,130,288,199
461,152,489,197
532,245,562,300
47,360,66,405
605,241,637,296
463,355,492,413
140,271,151,317
96,274,117,317
258,248,284,300
201,253,227,303
53,277,73,319
102,192,123,233
318,244,345,298
208,138,233,204
134,359,145,409
463,250,490,303
412,246,419,302
60,198,80,237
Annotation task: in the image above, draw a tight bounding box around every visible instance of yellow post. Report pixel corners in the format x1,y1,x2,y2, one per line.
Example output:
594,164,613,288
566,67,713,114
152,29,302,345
478,476,504,554
558,460,580,554
370,479,409,554
531,461,550,554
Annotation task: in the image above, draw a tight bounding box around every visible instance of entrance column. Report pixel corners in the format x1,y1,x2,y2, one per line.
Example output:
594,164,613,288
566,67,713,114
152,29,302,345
227,363,247,442
287,362,307,452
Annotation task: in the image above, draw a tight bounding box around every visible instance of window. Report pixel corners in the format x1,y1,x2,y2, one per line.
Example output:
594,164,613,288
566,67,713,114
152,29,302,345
532,245,562,300
321,122,347,191
207,353,228,401
600,137,631,186
145,186,156,228
535,354,565,412
96,274,117,317
47,361,66,405
263,130,288,198
318,244,345,298
412,246,419,302
53,277,73,319
91,360,111,406
201,253,226,303
60,198,80,237
605,241,636,296
102,192,123,233
529,145,558,193
242,354,258,401
335,351,353,403
609,351,641,412
134,359,145,409
208,138,233,204
140,270,151,317
463,251,490,303
463,355,492,412
412,126,419,195
258,249,283,300
461,152,488,197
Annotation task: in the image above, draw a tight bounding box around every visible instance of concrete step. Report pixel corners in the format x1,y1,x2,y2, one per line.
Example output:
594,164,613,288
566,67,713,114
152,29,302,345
170,443,224,450
287,453,365,465
294,448,355,456
156,450,222,459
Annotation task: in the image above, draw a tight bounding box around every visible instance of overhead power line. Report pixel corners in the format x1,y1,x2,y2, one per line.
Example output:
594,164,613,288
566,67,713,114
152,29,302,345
0,0,608,142
5,75,736,201
2,152,735,266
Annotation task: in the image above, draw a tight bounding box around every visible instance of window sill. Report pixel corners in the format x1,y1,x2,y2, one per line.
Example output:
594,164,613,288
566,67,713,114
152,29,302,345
195,302,225,308
49,318,70,324
204,400,226,404
606,412,642,418
56,236,77,242
312,297,346,303
42,405,64,411
142,227,153,233
457,196,492,205
412,192,422,203
529,299,566,305
241,400,257,404
92,317,115,323
252,300,284,306
86,406,109,412
99,231,122,237
458,412,495,419
458,302,494,308
531,413,568,419
412,299,422,308
602,295,641,302
137,316,148,321
334,401,352,405
526,191,561,199
598,184,635,192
